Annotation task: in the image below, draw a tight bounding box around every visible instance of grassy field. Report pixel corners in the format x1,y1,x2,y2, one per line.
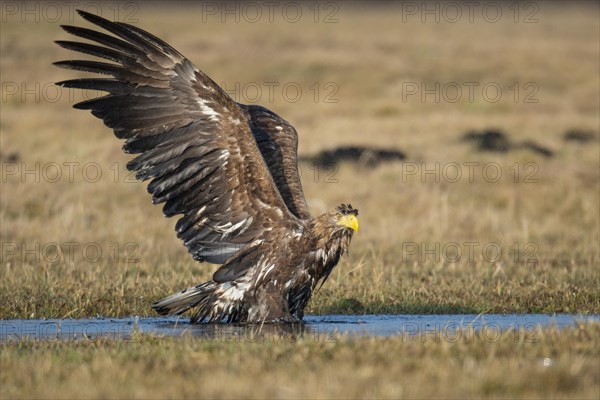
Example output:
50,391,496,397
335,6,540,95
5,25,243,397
1,1,599,399
1,324,599,399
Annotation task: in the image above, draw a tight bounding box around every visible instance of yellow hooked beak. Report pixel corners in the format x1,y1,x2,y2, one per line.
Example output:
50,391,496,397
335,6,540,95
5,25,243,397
338,214,359,233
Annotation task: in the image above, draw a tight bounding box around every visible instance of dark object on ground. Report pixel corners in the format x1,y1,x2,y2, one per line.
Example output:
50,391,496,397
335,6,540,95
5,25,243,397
462,130,511,152
0,152,20,162
301,146,406,168
518,141,554,157
563,130,597,143
462,129,553,158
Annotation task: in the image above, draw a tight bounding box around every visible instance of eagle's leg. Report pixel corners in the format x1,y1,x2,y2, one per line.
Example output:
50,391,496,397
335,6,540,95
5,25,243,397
248,282,296,323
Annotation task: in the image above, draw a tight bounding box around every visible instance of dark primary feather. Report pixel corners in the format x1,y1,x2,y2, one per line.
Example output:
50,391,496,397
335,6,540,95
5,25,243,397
242,105,312,221
55,9,305,268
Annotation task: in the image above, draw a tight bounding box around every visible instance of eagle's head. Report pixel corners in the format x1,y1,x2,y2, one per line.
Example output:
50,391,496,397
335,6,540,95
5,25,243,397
311,203,359,249
334,203,359,234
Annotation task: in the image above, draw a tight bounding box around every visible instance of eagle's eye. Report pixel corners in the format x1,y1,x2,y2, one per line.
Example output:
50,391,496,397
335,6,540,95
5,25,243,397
337,214,359,233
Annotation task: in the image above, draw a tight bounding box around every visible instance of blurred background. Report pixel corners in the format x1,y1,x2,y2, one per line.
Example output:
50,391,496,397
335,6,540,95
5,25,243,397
0,1,598,317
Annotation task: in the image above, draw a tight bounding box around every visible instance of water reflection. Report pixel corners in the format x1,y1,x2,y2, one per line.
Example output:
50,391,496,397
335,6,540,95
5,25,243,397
1,314,598,342
157,320,318,341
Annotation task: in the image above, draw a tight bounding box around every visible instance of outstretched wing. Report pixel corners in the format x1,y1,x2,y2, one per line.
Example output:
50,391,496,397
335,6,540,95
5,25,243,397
243,105,312,221
55,10,301,265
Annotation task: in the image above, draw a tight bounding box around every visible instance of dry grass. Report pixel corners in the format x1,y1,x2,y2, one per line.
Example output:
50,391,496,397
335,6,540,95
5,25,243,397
2,324,599,399
1,2,598,319
0,3,599,398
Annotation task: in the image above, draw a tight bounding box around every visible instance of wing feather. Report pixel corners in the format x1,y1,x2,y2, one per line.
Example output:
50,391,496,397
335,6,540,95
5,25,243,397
55,10,301,266
243,105,312,220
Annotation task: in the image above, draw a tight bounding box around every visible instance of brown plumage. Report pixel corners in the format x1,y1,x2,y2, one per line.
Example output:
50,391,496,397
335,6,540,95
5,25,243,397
55,10,359,323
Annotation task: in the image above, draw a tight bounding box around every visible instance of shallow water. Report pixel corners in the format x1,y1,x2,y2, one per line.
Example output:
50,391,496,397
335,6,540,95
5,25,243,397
1,314,598,342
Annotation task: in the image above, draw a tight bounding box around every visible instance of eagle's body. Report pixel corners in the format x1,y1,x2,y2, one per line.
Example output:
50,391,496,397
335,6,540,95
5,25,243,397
166,211,354,323
55,11,358,323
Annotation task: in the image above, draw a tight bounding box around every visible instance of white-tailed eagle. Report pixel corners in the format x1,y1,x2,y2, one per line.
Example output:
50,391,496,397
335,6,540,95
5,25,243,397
55,10,359,323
